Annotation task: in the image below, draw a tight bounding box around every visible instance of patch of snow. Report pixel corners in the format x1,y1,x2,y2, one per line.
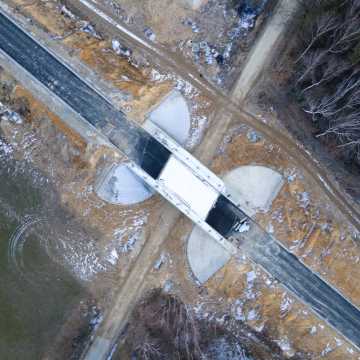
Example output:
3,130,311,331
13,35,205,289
234,300,245,321
244,272,257,300
238,10,257,31
175,78,195,97
0,138,13,156
150,69,171,82
275,337,294,357
246,270,256,283
280,293,293,317
149,70,199,99
235,220,250,233
144,27,156,42
163,279,174,293
206,337,252,360
106,248,119,265
154,252,167,270
247,309,258,321
56,237,107,281
79,21,101,38
89,311,103,330
285,168,297,182
119,231,139,253
267,222,274,234
321,343,333,357
111,39,131,57
183,18,200,33
310,326,317,335
272,208,284,223
298,192,310,209
60,5,76,19
186,114,207,148
334,337,343,347
246,129,261,143
215,314,227,325
3,111,23,124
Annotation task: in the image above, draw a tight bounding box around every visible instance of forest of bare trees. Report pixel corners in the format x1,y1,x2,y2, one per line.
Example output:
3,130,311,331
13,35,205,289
295,0,360,165
114,289,298,360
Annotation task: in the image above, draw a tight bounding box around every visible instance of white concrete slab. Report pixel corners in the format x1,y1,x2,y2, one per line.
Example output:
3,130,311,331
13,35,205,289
223,165,284,216
145,90,190,145
187,226,232,284
95,163,154,205
158,156,218,219
187,165,284,284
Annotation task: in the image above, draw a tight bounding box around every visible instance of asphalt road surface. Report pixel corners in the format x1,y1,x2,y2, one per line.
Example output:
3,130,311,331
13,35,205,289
238,223,360,348
0,11,159,169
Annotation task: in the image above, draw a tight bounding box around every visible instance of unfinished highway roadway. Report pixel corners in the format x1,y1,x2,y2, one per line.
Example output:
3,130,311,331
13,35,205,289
1,6,360,359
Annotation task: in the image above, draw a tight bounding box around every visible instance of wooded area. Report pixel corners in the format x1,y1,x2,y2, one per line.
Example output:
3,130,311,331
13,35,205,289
295,0,360,165
116,289,290,359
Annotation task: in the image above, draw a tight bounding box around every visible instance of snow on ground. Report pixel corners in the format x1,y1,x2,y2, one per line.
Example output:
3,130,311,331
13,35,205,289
206,337,253,360
44,210,148,281
0,137,13,157
275,337,294,357
186,114,208,148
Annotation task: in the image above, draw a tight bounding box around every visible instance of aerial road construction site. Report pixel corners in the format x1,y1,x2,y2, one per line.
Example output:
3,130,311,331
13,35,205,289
1,0,360,359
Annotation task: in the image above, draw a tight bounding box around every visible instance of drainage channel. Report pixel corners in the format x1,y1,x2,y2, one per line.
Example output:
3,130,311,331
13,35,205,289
1,7,360,358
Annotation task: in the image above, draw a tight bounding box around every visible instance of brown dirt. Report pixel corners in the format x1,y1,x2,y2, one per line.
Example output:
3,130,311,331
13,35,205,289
96,0,271,88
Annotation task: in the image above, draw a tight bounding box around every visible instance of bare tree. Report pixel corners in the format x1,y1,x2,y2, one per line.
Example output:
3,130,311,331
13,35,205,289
295,0,360,164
